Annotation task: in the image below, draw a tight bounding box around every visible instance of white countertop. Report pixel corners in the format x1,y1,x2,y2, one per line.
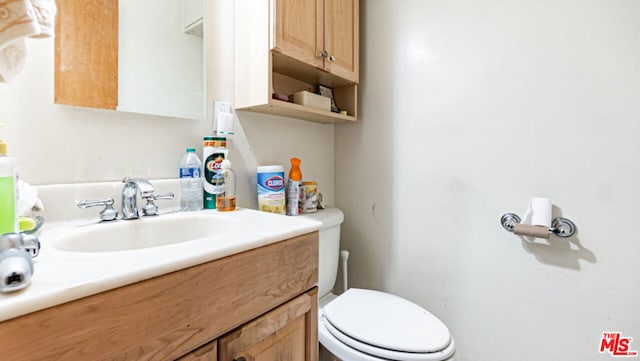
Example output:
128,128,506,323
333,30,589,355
0,208,321,322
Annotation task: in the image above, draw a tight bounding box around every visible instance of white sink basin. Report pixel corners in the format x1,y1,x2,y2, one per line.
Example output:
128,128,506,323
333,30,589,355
0,180,324,324
50,212,234,252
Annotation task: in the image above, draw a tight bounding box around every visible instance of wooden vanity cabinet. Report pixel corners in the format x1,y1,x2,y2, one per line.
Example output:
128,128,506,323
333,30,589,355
0,232,318,361
177,289,318,361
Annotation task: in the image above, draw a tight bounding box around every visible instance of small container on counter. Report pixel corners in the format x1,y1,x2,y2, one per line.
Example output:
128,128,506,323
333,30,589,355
257,165,285,214
215,160,236,212
301,181,318,213
203,136,227,209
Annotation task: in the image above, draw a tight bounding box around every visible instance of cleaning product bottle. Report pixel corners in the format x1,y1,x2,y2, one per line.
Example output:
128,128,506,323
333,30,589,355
0,124,17,235
215,159,236,212
179,148,203,211
203,136,227,209
286,157,302,216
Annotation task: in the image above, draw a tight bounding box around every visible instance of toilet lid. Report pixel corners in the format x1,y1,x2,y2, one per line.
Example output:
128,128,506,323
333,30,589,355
323,289,452,354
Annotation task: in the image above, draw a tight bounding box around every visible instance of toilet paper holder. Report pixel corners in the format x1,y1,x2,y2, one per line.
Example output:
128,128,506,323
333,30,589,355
500,213,577,238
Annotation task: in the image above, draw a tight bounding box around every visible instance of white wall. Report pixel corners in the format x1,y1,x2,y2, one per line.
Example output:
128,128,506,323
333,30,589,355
335,1,640,360
0,0,334,209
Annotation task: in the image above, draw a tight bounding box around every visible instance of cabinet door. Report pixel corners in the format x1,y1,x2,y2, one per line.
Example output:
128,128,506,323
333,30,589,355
177,340,217,361
323,0,359,83
55,0,119,110
218,289,318,361
273,0,324,69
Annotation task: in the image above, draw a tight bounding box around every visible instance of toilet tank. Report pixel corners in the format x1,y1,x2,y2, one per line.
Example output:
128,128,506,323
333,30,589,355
299,208,344,298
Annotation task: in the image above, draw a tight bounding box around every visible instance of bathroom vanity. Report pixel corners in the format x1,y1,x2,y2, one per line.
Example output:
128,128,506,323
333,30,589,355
0,205,320,361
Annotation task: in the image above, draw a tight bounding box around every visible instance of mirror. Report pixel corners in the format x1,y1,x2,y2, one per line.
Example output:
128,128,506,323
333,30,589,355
54,0,204,120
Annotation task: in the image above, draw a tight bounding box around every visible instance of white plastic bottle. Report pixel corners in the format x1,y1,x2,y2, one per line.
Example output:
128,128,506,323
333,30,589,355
179,148,203,211
0,127,17,235
215,159,236,212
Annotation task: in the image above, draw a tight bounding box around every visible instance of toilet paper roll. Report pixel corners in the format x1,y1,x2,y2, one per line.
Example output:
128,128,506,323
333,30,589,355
530,197,552,227
513,224,550,239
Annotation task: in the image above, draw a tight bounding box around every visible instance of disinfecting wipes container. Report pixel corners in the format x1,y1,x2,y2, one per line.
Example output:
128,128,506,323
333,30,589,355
257,165,285,215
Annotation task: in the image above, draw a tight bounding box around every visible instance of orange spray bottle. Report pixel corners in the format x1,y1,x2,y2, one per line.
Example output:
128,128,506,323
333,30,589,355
286,157,302,216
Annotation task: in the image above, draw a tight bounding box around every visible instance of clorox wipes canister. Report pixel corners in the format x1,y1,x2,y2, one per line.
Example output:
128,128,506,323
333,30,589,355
257,165,285,214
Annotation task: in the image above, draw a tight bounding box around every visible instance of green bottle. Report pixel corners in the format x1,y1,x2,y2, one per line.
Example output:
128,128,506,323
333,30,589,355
0,124,17,235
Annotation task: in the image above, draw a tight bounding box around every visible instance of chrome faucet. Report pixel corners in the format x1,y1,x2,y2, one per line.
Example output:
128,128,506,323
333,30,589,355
121,178,174,220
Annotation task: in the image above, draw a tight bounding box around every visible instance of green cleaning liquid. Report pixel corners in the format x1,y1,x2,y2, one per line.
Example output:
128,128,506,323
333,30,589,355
0,124,17,235
0,176,16,235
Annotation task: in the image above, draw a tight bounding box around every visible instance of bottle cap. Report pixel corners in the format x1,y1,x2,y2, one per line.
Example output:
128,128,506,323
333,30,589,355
0,123,7,155
186,147,196,152
257,165,284,173
289,157,302,181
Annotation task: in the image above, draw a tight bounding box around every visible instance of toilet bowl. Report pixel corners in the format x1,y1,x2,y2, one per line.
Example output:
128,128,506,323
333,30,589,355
300,208,456,361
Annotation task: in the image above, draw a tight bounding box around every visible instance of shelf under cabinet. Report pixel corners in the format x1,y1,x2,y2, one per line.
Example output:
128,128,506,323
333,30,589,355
237,99,356,124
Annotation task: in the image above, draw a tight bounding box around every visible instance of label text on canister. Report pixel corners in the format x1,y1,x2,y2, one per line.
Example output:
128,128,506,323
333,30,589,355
265,176,284,191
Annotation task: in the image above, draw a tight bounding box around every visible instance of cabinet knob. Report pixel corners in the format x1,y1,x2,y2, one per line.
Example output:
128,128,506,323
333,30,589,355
234,357,247,361
319,50,328,58
329,55,336,62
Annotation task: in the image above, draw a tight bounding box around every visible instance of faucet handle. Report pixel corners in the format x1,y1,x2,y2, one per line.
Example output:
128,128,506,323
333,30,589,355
141,192,175,216
0,232,40,258
77,197,119,221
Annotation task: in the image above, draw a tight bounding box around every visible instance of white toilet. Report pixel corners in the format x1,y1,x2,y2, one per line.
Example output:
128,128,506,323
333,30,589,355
301,208,456,361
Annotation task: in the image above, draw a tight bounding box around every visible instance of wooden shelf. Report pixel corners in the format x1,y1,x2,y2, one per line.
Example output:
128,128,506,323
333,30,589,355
237,99,356,124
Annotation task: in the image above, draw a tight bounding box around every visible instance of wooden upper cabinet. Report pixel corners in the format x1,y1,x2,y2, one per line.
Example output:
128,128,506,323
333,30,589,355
272,0,359,84
323,0,358,83
235,0,358,123
273,0,324,69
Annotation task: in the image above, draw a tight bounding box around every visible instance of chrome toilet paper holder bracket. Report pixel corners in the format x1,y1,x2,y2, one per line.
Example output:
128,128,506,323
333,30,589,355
500,213,577,238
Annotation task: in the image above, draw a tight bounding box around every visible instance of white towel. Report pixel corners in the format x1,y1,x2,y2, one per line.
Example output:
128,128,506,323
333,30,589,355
28,0,56,37
17,179,44,216
0,0,56,82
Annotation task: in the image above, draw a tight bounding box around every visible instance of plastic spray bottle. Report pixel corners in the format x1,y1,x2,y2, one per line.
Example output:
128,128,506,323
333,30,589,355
286,157,302,216
215,159,236,212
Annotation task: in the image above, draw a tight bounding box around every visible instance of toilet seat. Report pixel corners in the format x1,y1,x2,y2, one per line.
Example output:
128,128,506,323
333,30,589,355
320,289,455,361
